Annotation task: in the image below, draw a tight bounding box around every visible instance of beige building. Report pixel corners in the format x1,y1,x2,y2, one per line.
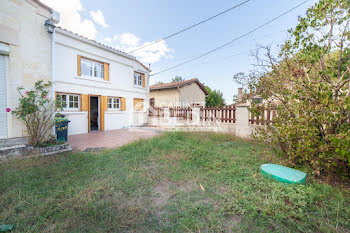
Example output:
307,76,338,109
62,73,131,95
150,78,208,107
0,0,58,140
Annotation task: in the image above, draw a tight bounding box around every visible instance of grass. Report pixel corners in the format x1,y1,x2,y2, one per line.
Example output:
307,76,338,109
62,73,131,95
0,132,349,232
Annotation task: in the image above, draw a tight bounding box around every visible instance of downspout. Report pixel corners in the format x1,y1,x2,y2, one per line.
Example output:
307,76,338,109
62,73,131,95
45,11,60,134
51,27,55,101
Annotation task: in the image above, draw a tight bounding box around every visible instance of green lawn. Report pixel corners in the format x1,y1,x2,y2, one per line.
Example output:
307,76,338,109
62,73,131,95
0,132,349,232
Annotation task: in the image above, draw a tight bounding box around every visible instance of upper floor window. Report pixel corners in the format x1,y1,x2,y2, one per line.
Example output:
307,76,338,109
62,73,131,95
81,58,104,78
77,55,109,81
108,97,120,110
56,93,80,111
134,72,144,88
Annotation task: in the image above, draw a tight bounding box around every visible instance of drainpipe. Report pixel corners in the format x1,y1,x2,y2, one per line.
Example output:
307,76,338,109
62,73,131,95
45,11,60,134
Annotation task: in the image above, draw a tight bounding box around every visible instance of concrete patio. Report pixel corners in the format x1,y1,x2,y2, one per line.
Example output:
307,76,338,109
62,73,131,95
68,128,162,151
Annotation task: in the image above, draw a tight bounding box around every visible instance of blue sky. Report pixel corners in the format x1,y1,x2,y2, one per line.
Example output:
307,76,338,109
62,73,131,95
43,0,317,104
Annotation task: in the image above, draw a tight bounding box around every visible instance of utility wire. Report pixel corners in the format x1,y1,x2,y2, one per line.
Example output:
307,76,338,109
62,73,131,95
150,0,309,77
129,0,250,54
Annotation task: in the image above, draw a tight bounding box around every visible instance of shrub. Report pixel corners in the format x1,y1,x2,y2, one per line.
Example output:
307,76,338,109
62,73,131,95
237,0,350,177
11,81,62,147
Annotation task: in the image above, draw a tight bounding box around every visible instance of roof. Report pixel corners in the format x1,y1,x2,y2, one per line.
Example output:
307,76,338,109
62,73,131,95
55,27,151,72
33,0,53,12
150,78,209,95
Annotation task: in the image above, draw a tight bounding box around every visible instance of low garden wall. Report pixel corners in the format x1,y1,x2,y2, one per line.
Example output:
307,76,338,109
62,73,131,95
0,143,72,162
148,104,262,138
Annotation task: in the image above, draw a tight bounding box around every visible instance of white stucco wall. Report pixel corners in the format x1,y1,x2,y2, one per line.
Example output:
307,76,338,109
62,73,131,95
0,0,52,138
55,29,150,134
63,111,88,135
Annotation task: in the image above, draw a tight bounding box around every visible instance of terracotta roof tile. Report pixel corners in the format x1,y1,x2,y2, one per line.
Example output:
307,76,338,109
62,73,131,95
150,78,208,95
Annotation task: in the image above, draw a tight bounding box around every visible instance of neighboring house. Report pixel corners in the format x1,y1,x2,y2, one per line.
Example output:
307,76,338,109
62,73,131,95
0,0,58,141
54,27,150,135
150,78,208,107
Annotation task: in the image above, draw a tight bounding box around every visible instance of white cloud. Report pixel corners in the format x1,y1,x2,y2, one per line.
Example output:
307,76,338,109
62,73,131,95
89,10,109,28
104,37,112,43
108,33,174,64
41,0,97,39
41,0,173,63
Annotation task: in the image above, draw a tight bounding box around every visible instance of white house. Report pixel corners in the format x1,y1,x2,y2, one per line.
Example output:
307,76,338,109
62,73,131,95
54,27,150,135
0,0,57,143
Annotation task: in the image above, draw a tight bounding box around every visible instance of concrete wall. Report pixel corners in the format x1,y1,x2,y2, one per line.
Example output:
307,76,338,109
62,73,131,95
149,88,180,107
55,29,149,134
179,83,206,106
0,0,52,138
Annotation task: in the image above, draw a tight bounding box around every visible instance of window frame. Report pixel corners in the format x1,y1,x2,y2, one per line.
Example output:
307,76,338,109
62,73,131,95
56,93,80,111
133,98,144,112
134,72,144,88
107,97,121,110
80,57,105,79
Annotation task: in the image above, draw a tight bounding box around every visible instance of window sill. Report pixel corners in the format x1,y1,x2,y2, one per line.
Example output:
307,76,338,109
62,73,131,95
76,76,110,83
59,111,85,115
134,86,146,90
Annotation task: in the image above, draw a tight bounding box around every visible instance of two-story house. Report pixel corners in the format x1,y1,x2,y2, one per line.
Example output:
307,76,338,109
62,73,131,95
54,28,150,135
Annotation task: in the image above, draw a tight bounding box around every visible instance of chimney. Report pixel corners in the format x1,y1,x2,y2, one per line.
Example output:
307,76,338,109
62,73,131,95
238,88,243,103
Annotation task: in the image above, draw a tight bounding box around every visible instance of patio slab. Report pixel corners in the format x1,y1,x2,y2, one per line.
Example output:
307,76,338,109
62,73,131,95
68,128,162,151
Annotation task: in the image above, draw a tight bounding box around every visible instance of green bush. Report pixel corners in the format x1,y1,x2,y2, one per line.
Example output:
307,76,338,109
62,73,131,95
241,0,350,177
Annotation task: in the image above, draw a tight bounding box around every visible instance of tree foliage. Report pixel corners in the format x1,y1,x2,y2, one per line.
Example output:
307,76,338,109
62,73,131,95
11,81,62,147
238,0,350,177
171,76,185,82
206,86,226,107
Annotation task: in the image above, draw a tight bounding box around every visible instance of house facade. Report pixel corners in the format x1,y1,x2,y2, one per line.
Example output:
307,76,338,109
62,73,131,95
54,28,150,135
150,78,208,107
0,0,57,141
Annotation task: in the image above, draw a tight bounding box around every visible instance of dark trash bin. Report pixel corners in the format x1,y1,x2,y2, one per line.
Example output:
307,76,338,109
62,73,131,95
55,117,70,142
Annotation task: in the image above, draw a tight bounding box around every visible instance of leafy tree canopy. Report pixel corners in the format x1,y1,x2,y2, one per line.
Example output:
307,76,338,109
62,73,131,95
234,0,350,177
206,86,226,107
171,76,185,83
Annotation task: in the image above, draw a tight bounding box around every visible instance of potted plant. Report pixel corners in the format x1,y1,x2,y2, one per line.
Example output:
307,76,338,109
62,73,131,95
55,113,70,142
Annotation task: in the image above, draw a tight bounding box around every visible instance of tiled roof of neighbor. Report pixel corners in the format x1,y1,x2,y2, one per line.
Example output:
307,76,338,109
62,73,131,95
150,78,209,95
55,27,151,71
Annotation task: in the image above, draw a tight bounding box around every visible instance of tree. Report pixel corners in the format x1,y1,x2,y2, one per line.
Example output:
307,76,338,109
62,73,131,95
171,76,184,82
238,0,350,177
206,86,226,107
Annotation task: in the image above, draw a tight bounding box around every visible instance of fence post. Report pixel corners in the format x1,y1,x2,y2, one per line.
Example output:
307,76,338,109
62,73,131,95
235,104,251,138
191,107,201,125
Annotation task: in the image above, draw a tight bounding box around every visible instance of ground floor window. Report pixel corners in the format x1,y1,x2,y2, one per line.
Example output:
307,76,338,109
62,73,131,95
133,98,144,111
56,93,80,110
108,97,120,110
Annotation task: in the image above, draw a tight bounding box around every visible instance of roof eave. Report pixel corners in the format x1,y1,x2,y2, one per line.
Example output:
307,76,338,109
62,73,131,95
56,27,136,61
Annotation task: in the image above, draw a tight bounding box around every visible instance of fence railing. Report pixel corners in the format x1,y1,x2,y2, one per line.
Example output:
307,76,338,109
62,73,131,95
249,106,275,125
200,106,236,123
148,106,236,124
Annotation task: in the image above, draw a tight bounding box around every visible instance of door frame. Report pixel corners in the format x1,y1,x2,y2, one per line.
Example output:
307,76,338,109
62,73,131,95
88,95,100,132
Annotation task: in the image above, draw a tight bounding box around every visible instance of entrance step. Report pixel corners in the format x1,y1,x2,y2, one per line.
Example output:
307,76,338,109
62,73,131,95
0,137,28,147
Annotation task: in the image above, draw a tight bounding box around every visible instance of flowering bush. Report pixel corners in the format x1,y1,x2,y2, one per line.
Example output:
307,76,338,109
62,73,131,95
11,81,62,147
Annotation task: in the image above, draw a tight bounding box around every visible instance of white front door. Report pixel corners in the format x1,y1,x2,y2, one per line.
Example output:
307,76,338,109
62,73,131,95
0,55,8,138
